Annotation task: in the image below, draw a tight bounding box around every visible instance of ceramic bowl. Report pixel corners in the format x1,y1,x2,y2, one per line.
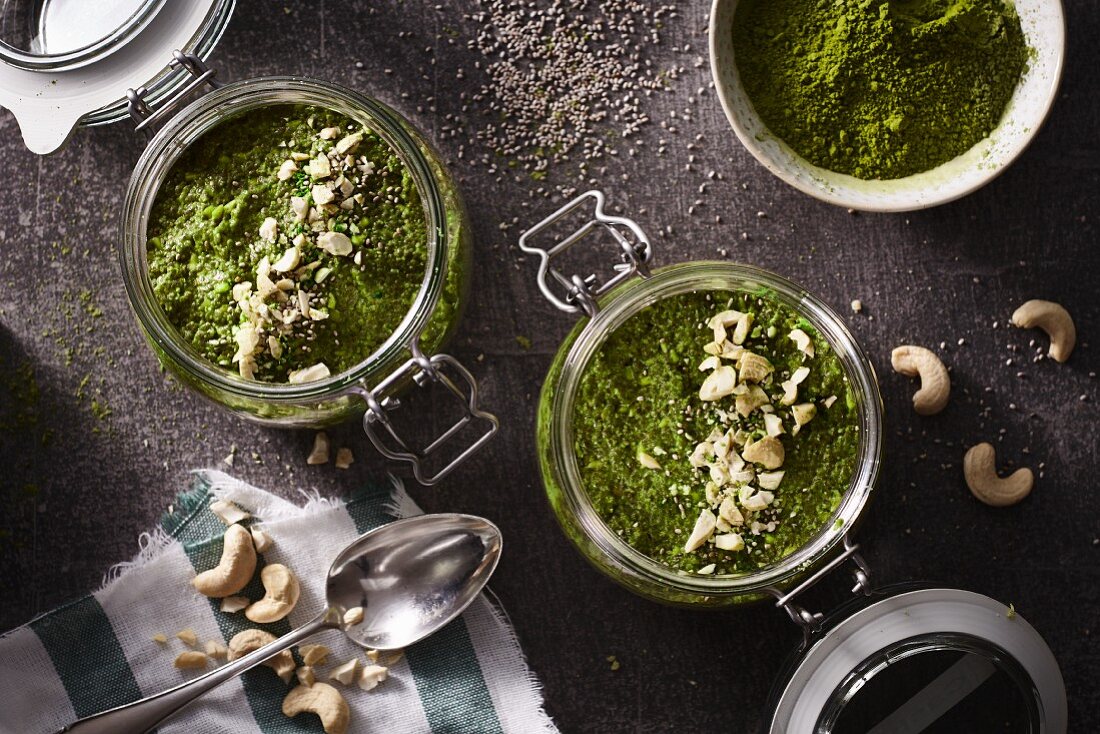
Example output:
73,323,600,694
708,0,1066,212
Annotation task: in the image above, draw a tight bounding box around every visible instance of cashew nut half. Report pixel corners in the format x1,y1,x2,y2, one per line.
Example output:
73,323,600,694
245,564,300,623
228,628,296,683
192,523,257,597
282,683,350,734
1012,300,1076,363
891,346,950,416
963,442,1034,507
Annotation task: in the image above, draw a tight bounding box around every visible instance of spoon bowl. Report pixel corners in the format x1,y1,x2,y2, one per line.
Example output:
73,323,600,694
328,514,502,650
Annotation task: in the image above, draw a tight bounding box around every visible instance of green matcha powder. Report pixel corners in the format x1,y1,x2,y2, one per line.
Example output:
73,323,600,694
733,0,1029,180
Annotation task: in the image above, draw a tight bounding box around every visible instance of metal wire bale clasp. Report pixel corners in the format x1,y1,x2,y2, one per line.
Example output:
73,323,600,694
357,340,498,486
127,50,222,130
766,533,874,646
518,190,653,318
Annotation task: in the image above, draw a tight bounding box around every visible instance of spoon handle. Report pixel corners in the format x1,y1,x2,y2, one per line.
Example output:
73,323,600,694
56,615,328,734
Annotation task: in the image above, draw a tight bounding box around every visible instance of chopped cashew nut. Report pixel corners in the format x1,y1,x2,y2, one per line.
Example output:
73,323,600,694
228,629,295,682
637,448,661,470
714,533,745,551
788,328,815,358
757,471,785,490
251,527,274,554
298,666,317,687
176,629,197,647
192,523,257,597
308,432,331,465
300,644,331,667
791,403,817,435
1011,300,1076,363
763,413,785,437
245,564,301,623
358,664,389,691
334,448,354,470
742,436,785,469
328,658,360,686
683,509,716,552
289,363,331,384
317,231,353,256
735,385,769,417
699,366,737,401
891,346,950,416
732,312,753,345
963,442,1034,507
272,246,301,273
779,366,810,406
209,499,250,526
342,607,365,626
174,651,208,670
277,159,298,180
152,633,168,644
220,595,250,613
737,352,773,384
205,640,228,658
698,355,721,372
282,683,350,734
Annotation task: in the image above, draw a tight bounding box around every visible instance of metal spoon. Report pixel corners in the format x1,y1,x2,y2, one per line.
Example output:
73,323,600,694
59,513,502,734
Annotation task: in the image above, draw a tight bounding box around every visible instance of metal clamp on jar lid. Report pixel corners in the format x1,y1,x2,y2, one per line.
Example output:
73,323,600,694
353,338,498,486
519,190,653,318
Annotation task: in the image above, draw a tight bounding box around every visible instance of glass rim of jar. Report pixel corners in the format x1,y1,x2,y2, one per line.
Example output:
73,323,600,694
119,76,451,401
544,261,884,598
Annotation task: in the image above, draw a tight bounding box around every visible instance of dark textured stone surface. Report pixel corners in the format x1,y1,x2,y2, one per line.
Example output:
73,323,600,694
0,1,1097,731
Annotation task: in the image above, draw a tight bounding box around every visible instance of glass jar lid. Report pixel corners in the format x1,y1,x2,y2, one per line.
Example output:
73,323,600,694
770,587,1067,733
0,0,233,153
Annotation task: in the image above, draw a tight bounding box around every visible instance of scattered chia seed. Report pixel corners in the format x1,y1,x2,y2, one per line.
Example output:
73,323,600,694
464,1,680,185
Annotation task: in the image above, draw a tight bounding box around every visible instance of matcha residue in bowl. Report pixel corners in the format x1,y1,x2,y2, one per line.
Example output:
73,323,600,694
573,291,859,575
147,104,429,383
732,0,1029,180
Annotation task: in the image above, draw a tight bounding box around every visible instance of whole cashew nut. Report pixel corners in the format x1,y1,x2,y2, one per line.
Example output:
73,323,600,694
192,523,257,597
891,346,950,416
228,628,296,683
1012,300,1076,363
282,683,351,734
963,442,1034,507
245,563,301,623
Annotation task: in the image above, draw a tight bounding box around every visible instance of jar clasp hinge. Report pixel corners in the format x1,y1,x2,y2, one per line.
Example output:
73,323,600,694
353,339,499,486
765,533,873,644
126,50,222,131
518,190,652,319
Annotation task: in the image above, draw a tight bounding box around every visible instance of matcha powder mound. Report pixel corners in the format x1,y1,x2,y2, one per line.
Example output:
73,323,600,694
733,0,1030,180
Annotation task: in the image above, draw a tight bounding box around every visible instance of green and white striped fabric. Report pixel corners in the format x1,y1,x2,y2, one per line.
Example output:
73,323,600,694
0,471,557,734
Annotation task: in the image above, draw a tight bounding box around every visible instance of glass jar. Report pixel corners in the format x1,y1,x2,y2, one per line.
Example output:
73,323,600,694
523,194,1065,731
524,192,883,606
118,77,494,484
0,2,496,484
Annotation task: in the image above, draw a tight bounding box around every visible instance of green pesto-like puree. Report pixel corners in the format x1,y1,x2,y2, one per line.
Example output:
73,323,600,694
147,104,429,383
574,290,859,575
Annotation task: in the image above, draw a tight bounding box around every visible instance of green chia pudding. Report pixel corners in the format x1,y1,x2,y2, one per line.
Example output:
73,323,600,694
147,104,431,383
573,290,859,575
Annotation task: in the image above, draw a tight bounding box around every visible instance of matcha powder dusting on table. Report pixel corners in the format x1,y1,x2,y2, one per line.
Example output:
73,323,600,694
733,0,1030,180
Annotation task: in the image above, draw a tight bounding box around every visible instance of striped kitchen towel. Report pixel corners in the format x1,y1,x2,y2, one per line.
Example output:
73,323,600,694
0,470,557,734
